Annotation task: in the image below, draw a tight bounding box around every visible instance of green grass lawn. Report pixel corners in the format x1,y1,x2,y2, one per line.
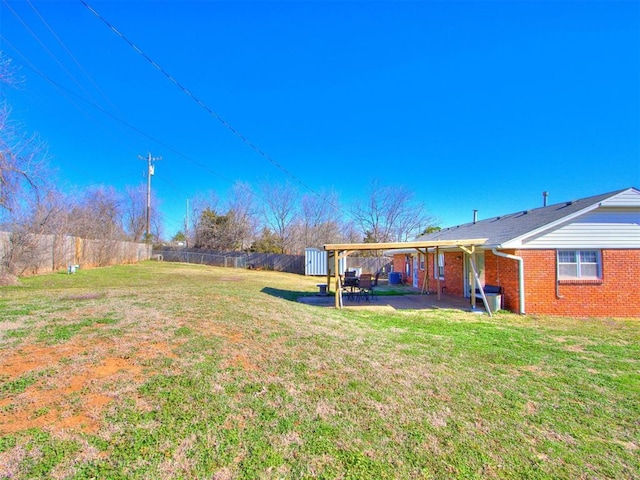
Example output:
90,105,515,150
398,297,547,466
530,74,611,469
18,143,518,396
1,262,638,479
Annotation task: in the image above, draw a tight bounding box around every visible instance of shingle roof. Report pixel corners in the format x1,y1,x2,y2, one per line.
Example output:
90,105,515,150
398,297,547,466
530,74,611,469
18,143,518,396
415,188,631,247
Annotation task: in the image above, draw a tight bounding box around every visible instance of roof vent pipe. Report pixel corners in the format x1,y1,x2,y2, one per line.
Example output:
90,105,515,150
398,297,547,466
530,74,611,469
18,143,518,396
543,191,549,207
473,210,478,224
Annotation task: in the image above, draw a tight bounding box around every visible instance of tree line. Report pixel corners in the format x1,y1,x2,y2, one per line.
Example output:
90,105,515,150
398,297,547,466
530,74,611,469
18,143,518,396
1,53,437,265
182,180,437,255
1,55,161,280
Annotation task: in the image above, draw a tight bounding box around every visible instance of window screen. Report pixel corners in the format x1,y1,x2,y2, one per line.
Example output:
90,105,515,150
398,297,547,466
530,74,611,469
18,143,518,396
558,250,601,279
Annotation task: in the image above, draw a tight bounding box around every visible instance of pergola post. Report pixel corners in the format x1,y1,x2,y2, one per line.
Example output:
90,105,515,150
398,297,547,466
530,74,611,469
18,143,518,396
471,250,477,310
425,249,430,294
326,251,331,294
416,248,428,294
459,245,492,317
436,246,441,300
334,249,340,309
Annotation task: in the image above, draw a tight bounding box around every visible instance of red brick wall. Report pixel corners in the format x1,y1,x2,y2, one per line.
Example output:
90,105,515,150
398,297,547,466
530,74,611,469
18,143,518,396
521,249,640,317
396,249,639,317
442,252,463,296
393,252,463,293
484,250,521,312
392,254,410,283
482,249,640,317
400,252,465,295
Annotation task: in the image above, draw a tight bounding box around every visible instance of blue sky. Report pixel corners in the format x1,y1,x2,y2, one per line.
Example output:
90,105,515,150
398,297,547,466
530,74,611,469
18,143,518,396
1,0,638,237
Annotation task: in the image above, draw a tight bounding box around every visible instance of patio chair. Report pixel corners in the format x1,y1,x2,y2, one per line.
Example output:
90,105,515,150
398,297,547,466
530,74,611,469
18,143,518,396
357,274,373,302
342,273,359,301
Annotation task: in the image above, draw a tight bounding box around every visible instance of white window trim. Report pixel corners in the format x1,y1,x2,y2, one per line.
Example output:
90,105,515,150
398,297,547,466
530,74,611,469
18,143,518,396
557,249,602,280
434,253,445,280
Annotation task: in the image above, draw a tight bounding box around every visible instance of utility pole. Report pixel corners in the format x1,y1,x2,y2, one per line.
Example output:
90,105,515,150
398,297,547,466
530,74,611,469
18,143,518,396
138,152,161,242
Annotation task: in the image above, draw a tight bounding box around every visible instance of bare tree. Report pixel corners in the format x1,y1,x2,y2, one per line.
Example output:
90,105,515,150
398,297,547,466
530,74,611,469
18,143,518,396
0,55,49,220
260,181,300,254
0,154,63,278
123,184,147,242
225,181,257,251
0,118,48,217
298,189,343,250
339,219,362,244
66,186,124,240
0,54,58,280
150,204,164,244
350,180,436,244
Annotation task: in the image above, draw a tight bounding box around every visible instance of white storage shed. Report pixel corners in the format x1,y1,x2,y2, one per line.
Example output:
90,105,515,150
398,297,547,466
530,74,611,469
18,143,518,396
305,248,346,276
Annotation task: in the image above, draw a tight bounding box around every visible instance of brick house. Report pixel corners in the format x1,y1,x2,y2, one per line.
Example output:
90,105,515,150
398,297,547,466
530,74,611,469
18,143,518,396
391,188,640,317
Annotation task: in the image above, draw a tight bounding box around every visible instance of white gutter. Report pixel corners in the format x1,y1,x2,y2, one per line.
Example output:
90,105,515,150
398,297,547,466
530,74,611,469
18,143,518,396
492,248,525,315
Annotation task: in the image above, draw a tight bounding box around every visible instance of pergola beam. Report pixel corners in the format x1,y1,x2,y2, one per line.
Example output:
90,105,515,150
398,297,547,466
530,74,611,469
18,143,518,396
324,239,487,252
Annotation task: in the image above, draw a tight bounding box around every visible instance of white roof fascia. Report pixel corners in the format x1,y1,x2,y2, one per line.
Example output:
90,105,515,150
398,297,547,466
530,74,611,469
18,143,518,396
501,200,607,249
502,188,639,248
600,187,640,207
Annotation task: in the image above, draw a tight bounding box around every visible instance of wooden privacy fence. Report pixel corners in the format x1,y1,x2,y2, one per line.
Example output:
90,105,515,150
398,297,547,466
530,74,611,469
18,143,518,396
154,248,306,274
341,256,393,277
0,231,151,276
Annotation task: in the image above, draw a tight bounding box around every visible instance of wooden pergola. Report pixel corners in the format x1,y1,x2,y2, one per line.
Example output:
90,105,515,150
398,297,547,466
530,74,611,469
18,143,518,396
323,238,492,314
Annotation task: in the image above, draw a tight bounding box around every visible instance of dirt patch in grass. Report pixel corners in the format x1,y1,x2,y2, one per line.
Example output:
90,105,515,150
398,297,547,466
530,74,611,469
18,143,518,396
223,352,260,371
0,339,181,435
1,343,87,380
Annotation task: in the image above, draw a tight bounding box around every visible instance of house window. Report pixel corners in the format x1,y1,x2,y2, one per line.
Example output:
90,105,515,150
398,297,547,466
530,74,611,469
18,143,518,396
420,253,425,270
557,250,601,279
435,253,445,279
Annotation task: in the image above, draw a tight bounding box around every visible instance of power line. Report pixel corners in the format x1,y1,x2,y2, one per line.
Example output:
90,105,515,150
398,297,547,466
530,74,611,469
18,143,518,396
4,2,356,235
79,0,356,226
2,0,98,106
78,0,322,199
0,48,302,236
1,47,300,220
6,1,354,226
0,30,130,176
25,0,120,115
0,33,89,123
0,47,235,185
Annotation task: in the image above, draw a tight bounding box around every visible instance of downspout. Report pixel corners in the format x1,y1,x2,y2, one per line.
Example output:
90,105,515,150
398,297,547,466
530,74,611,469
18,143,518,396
555,256,564,299
492,248,525,315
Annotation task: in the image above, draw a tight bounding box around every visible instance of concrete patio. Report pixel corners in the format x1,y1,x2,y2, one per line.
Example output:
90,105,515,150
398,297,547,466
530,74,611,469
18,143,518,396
298,283,489,313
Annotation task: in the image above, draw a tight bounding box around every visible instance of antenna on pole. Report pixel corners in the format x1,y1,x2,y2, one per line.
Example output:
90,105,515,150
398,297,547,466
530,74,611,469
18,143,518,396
138,152,161,242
